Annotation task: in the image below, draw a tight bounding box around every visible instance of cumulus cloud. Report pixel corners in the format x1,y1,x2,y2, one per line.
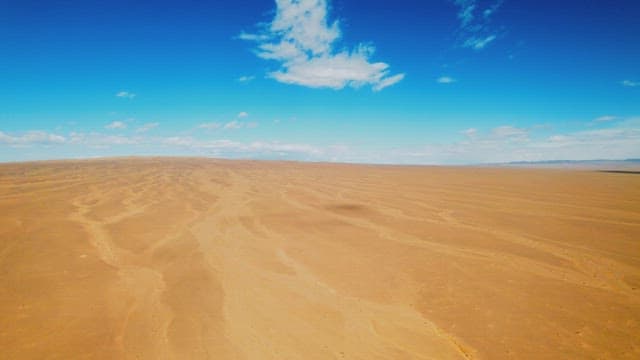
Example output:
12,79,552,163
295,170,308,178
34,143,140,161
453,0,503,50
241,0,404,91
105,121,127,130
116,91,136,99
136,122,159,133
237,111,249,118
621,80,639,87
437,76,457,84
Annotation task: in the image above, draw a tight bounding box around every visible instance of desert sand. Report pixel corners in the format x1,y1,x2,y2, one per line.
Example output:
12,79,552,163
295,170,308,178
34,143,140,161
0,157,639,359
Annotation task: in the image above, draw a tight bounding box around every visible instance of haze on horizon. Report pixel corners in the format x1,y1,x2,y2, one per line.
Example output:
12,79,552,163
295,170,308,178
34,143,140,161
1,0,639,164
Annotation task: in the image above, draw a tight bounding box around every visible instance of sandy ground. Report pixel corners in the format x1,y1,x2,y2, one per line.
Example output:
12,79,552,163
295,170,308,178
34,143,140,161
1,158,639,359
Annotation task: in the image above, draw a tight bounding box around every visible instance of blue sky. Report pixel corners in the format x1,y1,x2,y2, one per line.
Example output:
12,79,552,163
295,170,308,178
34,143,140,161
1,0,639,164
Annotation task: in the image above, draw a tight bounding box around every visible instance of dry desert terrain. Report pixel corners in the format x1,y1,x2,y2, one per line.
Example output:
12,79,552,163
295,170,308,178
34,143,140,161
1,158,639,359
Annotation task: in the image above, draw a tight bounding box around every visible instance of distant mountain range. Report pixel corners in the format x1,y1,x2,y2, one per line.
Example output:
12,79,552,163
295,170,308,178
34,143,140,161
492,159,640,169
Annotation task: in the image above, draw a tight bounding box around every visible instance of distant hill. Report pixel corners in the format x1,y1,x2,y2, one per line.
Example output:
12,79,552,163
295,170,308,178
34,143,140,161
492,159,640,170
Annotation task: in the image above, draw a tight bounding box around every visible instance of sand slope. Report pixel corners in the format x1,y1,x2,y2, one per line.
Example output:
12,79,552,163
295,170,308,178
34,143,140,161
1,158,639,359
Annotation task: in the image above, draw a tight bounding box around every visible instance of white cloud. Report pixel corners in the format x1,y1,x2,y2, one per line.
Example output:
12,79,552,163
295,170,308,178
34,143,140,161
458,2,475,27
162,136,197,147
197,122,221,130
241,0,404,91
162,136,322,158
136,122,159,133
238,75,255,83
0,129,143,150
373,73,405,92
463,35,497,50
68,132,140,147
530,128,640,158
483,1,503,18
4,117,638,164
105,121,127,130
621,80,639,87
490,125,529,141
224,120,242,129
0,131,66,146
385,120,640,164
461,128,477,138
594,115,617,122
197,119,256,130
237,111,249,118
116,91,136,99
437,76,457,84
237,32,269,41
453,0,503,50
247,141,321,155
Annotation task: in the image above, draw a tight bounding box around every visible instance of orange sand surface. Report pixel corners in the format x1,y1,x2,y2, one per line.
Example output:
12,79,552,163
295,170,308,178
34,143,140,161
1,158,639,359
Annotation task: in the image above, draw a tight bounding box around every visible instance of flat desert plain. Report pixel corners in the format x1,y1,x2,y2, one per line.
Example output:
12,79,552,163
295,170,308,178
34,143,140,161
1,158,639,359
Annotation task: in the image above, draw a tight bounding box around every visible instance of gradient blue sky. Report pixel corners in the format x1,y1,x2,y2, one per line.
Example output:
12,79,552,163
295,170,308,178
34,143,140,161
1,0,639,164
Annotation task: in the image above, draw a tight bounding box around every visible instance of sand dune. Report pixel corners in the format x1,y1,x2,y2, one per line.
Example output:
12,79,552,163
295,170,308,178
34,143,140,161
1,158,639,359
